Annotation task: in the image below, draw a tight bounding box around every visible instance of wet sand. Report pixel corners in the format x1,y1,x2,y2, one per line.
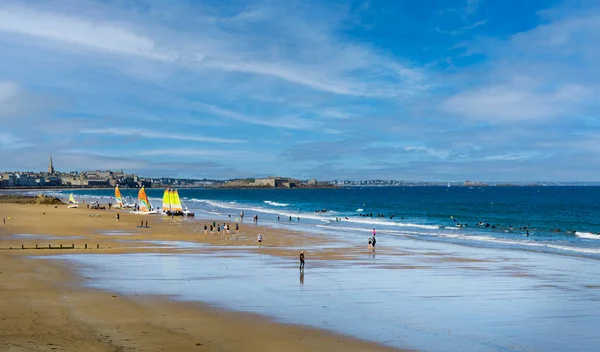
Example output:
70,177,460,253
0,203,407,352
3,203,600,351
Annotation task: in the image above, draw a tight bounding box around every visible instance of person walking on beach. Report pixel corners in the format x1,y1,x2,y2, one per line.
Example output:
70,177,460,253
235,223,239,233
116,213,120,221
217,224,221,234
300,251,305,270
240,211,244,220
372,234,376,249
204,224,208,235
140,220,143,228
368,237,373,250
145,221,148,228
257,233,263,247
210,224,213,234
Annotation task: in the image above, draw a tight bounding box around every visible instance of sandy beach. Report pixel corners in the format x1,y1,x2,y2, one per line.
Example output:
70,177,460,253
0,202,407,352
3,201,600,352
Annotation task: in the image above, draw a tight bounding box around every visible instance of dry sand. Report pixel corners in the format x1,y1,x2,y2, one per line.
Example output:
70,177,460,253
0,203,409,352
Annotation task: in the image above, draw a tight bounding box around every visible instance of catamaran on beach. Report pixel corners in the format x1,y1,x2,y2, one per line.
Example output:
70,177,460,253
131,186,159,215
162,189,194,217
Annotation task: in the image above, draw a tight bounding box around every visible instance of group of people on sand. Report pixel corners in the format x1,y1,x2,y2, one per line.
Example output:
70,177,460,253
203,221,239,235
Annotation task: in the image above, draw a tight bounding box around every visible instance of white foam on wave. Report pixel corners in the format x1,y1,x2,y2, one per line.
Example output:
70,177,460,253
189,199,331,221
189,198,441,230
575,231,600,240
263,200,289,207
356,208,364,212
318,223,600,256
414,232,600,255
344,217,440,230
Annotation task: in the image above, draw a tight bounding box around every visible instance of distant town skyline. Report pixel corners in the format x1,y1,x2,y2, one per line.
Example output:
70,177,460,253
1,1,599,181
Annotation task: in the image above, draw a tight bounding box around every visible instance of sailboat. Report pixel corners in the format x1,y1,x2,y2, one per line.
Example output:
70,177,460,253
132,186,159,214
161,189,194,217
115,186,124,208
170,189,183,215
68,193,79,208
115,186,135,208
162,189,172,214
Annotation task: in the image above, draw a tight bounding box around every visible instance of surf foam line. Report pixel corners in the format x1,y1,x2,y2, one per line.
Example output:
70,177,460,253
263,200,290,207
189,200,600,257
318,223,600,257
190,198,444,230
410,232,600,256
575,231,600,240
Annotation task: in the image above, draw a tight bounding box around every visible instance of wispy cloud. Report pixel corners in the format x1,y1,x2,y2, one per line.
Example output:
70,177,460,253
192,102,315,130
0,6,173,61
80,128,245,144
436,19,488,35
0,2,425,97
0,132,33,149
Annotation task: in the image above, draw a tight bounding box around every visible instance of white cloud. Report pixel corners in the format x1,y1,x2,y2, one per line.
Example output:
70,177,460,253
137,148,255,158
441,7,600,122
0,6,173,61
80,128,245,144
192,102,316,130
0,2,425,97
442,84,590,121
0,132,33,149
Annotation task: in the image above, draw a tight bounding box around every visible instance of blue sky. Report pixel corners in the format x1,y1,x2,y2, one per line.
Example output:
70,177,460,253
1,0,599,181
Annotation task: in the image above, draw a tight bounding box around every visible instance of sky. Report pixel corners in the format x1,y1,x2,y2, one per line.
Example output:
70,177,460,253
1,0,599,181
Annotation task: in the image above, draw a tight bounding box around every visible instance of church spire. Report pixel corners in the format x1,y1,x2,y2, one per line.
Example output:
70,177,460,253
48,155,55,174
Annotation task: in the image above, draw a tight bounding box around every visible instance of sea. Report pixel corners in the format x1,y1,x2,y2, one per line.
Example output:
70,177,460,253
51,186,600,259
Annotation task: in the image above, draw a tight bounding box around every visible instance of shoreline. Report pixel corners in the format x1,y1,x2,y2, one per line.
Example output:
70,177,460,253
3,202,600,351
0,203,409,351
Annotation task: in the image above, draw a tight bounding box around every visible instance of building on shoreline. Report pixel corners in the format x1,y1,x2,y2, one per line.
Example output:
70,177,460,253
0,156,150,189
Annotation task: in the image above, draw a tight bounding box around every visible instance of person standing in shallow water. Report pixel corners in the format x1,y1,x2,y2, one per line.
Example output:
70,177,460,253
300,251,305,270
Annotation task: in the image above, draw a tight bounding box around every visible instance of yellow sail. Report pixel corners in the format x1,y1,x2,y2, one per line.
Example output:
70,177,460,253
69,193,77,204
137,187,150,212
115,186,123,207
171,189,183,212
162,189,171,211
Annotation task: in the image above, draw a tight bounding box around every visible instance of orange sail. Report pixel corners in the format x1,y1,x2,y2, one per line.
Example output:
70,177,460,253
137,187,150,212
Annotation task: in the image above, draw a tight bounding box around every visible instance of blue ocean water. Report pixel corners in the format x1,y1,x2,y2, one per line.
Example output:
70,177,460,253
55,186,600,258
